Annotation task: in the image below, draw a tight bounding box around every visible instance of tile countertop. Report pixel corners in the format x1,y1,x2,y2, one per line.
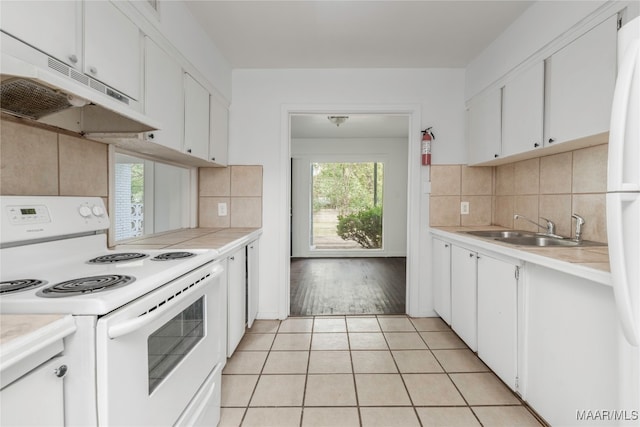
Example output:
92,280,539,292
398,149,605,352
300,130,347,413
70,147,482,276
113,227,262,256
1,314,76,387
430,226,611,287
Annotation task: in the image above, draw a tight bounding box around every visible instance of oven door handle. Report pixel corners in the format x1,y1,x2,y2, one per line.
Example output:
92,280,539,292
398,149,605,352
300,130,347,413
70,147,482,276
107,264,224,340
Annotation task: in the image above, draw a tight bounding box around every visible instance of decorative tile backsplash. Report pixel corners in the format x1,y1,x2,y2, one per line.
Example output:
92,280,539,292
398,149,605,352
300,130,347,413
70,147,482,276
429,144,609,243
199,165,263,228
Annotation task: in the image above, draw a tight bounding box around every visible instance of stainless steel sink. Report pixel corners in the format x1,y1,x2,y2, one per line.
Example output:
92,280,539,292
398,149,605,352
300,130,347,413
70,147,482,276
464,230,536,239
462,229,606,247
496,236,606,247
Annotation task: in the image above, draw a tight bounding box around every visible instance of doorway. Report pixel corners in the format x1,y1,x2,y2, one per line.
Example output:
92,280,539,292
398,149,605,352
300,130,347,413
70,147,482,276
289,113,409,316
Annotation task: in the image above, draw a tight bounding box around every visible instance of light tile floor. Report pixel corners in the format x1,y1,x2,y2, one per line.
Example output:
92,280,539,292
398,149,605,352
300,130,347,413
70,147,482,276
219,315,546,427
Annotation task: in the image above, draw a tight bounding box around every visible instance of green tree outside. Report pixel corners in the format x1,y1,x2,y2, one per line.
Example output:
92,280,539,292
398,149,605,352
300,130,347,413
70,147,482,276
312,162,383,248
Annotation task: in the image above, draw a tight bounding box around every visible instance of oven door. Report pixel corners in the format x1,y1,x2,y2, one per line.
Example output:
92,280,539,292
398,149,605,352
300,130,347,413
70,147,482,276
95,261,224,426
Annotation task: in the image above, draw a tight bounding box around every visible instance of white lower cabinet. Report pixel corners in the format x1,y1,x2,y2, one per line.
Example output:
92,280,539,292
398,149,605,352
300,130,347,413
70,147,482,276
1,355,68,426
438,239,520,391
247,239,260,329
477,254,519,391
432,237,452,325
226,246,247,357
524,265,622,427
450,245,478,351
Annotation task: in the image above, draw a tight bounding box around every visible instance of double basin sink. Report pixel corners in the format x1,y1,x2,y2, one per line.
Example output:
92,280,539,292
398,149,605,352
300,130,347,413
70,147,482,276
462,230,605,247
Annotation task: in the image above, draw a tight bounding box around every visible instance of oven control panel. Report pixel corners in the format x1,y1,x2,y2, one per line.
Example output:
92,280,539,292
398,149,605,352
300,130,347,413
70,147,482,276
6,205,51,225
1,196,110,245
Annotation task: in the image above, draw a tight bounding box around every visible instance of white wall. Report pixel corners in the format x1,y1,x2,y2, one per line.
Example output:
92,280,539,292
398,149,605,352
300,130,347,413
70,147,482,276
229,68,466,318
291,137,408,257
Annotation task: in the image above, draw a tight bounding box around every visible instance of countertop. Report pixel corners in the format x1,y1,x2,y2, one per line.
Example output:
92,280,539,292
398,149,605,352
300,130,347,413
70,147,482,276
0,314,76,388
430,226,610,286
113,227,262,255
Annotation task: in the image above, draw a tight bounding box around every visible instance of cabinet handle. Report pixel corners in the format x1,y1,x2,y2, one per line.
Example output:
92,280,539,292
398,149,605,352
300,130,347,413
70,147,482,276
534,142,540,148
88,66,97,75
54,365,68,378
230,256,235,261
68,54,78,64
476,255,481,259
211,157,216,161
148,133,155,140
494,154,499,158
469,253,474,258
548,138,555,144
444,244,449,248
186,148,192,153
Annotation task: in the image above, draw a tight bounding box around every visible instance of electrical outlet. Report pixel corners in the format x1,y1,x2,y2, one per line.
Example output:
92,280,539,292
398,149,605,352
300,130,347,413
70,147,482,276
461,201,470,215
218,202,228,216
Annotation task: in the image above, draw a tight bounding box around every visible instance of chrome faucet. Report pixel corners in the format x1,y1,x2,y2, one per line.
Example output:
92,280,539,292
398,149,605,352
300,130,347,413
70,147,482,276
514,214,558,236
572,214,585,242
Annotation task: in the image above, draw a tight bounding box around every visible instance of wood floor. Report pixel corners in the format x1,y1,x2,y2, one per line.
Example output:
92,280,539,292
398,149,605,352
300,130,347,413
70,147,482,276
290,257,406,316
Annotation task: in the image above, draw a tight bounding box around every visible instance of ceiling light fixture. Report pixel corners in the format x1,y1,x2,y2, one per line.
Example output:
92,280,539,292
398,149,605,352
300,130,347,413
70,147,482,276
328,115,349,127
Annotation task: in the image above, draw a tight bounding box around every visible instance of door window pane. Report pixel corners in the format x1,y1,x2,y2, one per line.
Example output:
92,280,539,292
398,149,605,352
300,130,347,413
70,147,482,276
311,162,383,250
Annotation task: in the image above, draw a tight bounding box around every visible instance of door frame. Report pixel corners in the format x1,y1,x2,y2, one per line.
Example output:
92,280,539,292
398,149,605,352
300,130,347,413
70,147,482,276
279,104,423,318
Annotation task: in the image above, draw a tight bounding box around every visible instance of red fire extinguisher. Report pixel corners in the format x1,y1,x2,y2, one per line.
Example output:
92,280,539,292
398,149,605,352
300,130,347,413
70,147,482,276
421,128,435,166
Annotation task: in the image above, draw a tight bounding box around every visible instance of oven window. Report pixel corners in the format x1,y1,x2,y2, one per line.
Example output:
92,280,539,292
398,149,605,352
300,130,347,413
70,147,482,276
147,297,205,394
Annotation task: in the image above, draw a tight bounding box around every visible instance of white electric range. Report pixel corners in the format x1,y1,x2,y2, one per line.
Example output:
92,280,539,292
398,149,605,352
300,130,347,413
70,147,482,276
0,196,225,426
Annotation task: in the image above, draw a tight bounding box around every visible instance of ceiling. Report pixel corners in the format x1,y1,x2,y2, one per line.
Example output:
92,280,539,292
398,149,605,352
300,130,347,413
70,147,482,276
183,1,534,69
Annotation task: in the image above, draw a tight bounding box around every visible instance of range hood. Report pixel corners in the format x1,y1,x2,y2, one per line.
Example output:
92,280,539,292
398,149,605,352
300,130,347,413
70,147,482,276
0,32,160,134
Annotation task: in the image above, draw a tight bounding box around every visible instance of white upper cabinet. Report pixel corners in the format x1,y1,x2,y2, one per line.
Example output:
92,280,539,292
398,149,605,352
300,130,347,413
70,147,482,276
209,96,229,165
184,73,210,161
502,61,544,157
0,1,81,69
144,37,183,151
84,1,142,100
544,15,617,147
467,89,502,165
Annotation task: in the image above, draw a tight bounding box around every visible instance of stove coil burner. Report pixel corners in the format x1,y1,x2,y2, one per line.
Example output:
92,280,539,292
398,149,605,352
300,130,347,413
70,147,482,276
37,275,136,298
0,279,48,294
151,252,196,261
88,253,148,264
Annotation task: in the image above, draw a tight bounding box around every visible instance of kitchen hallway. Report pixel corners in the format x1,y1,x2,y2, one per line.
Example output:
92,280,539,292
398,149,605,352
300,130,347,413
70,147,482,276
219,315,545,426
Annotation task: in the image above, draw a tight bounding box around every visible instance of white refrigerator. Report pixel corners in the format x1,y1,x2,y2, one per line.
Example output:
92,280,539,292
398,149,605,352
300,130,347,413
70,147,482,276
606,14,640,418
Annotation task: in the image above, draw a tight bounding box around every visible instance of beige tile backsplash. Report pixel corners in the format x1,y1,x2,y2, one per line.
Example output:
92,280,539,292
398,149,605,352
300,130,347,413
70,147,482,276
430,144,609,243
199,165,263,228
2,118,263,231
1,119,107,197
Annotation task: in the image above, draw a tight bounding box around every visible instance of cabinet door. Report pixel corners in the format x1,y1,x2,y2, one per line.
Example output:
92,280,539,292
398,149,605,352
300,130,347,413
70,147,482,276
432,238,452,325
0,1,80,68
144,37,183,151
209,96,229,165
450,245,477,351
184,74,210,160
0,355,67,426
227,247,247,357
525,265,621,426
502,61,544,157
545,15,617,146
84,1,141,100
477,255,518,390
247,240,260,328
467,89,502,165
